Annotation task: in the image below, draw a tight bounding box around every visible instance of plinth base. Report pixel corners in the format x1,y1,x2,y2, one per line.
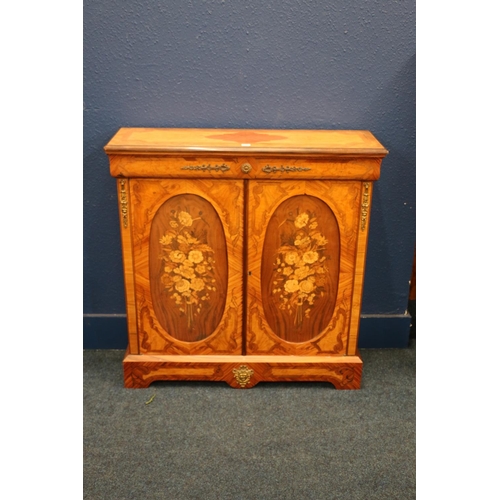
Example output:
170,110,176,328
123,348,363,389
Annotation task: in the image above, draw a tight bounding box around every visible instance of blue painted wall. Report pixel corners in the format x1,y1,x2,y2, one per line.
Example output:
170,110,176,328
83,0,415,348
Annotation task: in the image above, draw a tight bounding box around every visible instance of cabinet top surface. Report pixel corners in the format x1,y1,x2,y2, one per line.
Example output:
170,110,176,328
104,128,388,156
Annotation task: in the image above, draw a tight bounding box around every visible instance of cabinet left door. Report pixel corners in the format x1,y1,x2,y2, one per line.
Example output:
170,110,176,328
120,178,245,355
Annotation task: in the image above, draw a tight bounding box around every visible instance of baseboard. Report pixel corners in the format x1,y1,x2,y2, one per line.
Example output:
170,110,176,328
358,314,412,348
83,313,412,349
83,314,128,349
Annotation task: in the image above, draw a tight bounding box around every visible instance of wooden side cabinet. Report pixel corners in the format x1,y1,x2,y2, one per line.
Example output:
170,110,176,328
105,128,387,389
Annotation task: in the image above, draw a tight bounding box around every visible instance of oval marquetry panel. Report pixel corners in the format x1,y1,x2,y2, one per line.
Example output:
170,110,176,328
149,194,228,342
261,195,340,343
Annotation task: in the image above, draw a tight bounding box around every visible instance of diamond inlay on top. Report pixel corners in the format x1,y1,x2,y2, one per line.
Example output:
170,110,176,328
206,131,288,144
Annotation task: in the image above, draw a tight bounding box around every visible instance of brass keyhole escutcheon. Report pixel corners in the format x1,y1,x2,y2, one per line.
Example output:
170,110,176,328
241,163,252,174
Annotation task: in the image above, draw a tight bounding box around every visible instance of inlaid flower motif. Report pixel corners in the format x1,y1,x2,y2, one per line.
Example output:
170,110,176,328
294,266,310,280
158,208,216,330
178,211,193,227
271,210,329,328
190,277,205,292
175,279,190,293
284,279,300,293
169,250,186,263
285,251,299,265
302,251,319,264
188,250,204,264
294,235,311,247
294,213,309,228
195,264,206,274
299,280,315,293
312,234,328,246
160,234,174,245
179,267,196,280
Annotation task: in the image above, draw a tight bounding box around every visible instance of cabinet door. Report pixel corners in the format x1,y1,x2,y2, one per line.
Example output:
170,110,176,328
130,179,244,355
246,180,363,356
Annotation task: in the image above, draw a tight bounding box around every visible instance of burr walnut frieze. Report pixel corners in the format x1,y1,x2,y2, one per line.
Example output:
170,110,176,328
105,128,387,389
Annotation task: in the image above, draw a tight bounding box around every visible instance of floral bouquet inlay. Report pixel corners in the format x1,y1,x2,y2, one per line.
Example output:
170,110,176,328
271,211,328,328
158,209,216,330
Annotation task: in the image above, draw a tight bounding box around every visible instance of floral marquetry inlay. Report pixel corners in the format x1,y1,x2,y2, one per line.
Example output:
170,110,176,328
271,211,329,329
158,209,217,331
260,194,341,344
149,193,229,344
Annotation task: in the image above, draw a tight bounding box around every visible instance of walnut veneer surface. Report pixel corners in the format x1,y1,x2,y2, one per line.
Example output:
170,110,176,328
105,128,387,389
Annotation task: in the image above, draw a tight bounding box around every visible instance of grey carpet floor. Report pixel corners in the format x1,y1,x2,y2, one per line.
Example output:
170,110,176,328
84,341,415,500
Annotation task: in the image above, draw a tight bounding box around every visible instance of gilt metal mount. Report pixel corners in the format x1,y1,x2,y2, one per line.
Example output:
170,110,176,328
181,164,230,173
119,179,128,228
361,182,370,231
233,365,254,387
262,165,311,173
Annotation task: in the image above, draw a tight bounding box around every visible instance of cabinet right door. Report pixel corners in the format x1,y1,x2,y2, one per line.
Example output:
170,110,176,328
246,179,365,356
